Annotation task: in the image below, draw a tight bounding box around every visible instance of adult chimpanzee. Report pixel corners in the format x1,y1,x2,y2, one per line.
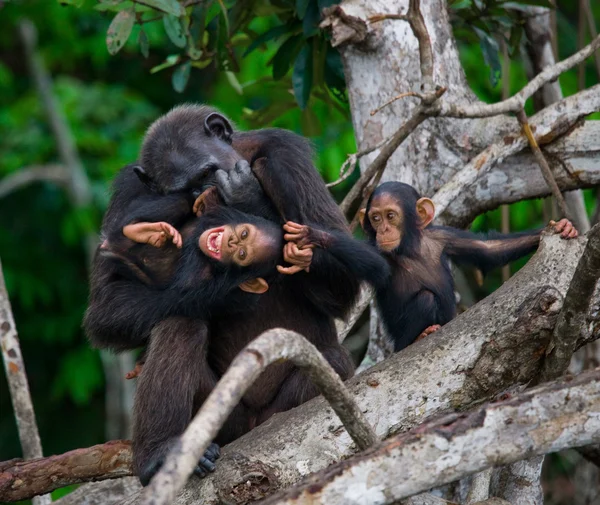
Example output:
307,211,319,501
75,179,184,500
85,106,359,484
89,201,284,484
356,181,578,352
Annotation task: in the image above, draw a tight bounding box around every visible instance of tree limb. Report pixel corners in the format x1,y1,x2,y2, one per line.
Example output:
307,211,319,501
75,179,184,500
434,34,600,118
53,478,141,505
259,368,600,505
0,441,132,502
540,224,600,382
435,84,600,223
0,260,50,505
0,164,69,199
140,329,377,505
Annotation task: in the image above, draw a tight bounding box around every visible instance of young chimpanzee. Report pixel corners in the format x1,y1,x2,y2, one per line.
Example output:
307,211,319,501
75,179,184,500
355,182,578,352
87,201,283,485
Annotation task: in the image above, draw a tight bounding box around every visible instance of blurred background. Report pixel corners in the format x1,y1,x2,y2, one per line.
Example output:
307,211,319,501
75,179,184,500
0,0,598,503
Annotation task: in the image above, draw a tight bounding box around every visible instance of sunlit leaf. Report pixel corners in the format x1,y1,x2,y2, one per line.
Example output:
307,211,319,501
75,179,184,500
191,59,212,69
106,7,135,55
292,42,313,109
138,28,150,58
163,14,187,48
172,61,191,92
136,0,183,16
225,71,243,95
150,54,180,73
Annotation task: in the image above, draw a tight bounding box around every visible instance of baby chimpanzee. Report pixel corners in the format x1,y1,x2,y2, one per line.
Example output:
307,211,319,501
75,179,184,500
355,181,578,352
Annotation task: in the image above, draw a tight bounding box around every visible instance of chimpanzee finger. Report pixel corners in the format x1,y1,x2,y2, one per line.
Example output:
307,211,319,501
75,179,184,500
198,456,216,472
552,219,567,233
283,222,304,232
215,170,233,200
205,442,220,461
234,159,252,176
277,264,305,275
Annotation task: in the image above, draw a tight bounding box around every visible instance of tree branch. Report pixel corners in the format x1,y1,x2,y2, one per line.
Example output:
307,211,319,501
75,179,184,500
52,478,141,505
434,34,600,118
0,441,132,502
0,260,50,505
335,284,373,343
141,329,377,505
259,368,600,505
540,223,600,382
516,108,569,218
0,164,69,199
434,84,600,223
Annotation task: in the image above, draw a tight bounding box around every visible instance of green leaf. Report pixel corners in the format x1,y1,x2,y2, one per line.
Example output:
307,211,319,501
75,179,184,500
191,59,212,69
324,45,346,93
172,61,191,92
296,0,310,18
163,14,186,48
302,2,320,37
106,7,135,55
292,42,313,109
243,23,292,57
150,54,180,73
450,0,472,9
136,0,183,16
318,0,338,10
272,34,304,80
94,1,133,12
473,27,501,87
138,28,150,58
225,71,243,95
58,0,85,6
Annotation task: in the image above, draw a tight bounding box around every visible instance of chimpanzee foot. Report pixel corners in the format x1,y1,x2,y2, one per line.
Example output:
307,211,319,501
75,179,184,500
416,324,442,341
138,441,221,486
193,442,221,478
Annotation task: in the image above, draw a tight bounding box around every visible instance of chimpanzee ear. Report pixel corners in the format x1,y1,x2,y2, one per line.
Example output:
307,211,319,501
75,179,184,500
238,278,269,294
358,208,367,229
133,165,158,193
204,113,233,143
416,197,435,228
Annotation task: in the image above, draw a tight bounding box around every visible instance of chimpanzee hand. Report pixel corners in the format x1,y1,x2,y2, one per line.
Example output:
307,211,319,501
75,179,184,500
415,324,442,342
125,361,143,380
138,440,221,486
548,219,578,239
215,159,264,209
282,221,330,249
193,186,222,217
123,221,183,248
277,242,313,275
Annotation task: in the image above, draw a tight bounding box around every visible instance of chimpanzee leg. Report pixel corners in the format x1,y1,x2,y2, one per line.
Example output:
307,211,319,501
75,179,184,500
255,345,354,425
132,317,219,486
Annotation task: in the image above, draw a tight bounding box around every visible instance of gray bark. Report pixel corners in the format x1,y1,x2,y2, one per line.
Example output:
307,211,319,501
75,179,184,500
260,368,600,505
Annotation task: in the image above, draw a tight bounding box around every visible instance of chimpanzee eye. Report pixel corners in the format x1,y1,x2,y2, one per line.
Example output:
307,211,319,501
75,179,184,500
239,249,247,260
241,229,248,240
387,212,396,220
372,214,381,222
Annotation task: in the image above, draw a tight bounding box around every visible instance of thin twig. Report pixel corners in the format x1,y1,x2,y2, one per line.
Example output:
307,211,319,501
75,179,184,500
516,109,570,218
371,92,427,116
340,87,446,218
141,329,378,505
327,137,392,189
539,223,600,382
0,164,69,199
435,34,600,118
0,260,51,505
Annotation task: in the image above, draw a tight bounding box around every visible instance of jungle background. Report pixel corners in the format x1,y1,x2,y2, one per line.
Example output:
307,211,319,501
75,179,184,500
0,0,598,503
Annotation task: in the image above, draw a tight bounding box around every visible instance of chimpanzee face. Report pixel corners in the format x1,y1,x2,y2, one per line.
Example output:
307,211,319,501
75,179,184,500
137,109,243,195
367,192,404,252
198,223,279,267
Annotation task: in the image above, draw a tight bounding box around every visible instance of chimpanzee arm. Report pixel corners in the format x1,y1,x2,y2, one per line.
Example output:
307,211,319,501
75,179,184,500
431,226,541,274
103,166,193,244
294,225,391,290
232,129,349,232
